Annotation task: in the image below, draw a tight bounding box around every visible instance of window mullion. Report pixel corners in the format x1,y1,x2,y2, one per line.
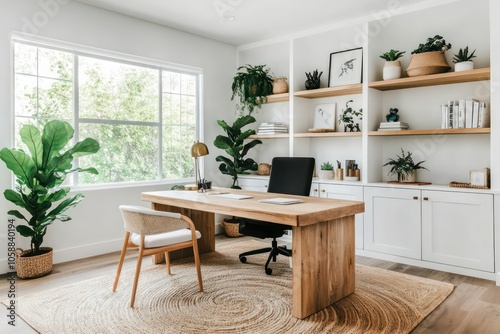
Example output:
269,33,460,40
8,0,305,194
73,54,80,185
158,71,163,180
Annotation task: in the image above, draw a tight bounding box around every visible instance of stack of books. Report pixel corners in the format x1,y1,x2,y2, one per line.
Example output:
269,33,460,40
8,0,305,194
441,100,489,129
378,121,409,131
257,122,288,134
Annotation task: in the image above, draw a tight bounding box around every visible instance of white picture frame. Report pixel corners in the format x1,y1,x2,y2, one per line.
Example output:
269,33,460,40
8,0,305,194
313,103,336,130
469,168,490,188
328,47,363,87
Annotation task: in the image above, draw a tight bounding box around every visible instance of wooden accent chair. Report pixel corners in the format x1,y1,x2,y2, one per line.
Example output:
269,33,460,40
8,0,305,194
113,205,203,307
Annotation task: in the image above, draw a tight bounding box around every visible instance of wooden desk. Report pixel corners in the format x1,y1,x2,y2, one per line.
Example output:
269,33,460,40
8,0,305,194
141,189,364,319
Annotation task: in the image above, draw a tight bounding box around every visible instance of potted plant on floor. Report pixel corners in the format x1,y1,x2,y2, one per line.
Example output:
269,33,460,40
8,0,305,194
453,46,476,72
0,120,100,278
406,35,452,77
383,148,428,183
318,161,334,179
231,64,274,115
380,49,406,80
214,115,262,189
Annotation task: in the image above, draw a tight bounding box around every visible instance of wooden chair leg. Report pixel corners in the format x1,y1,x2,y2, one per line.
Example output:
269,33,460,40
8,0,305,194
113,232,130,292
130,240,145,308
165,251,171,275
192,240,203,292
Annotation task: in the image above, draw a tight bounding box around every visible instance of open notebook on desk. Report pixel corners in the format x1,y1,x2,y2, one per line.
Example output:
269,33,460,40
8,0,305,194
259,197,304,205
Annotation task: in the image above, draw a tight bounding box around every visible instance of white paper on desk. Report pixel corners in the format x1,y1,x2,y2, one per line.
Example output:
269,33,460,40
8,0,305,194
259,197,304,205
217,193,253,200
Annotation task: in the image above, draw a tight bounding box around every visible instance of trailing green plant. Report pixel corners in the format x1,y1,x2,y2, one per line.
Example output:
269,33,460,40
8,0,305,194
411,35,452,54
231,64,274,115
380,49,405,61
0,120,100,256
320,161,334,171
453,46,476,63
383,148,428,178
214,115,262,189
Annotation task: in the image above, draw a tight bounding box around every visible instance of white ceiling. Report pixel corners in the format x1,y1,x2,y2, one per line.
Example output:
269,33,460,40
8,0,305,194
77,0,439,46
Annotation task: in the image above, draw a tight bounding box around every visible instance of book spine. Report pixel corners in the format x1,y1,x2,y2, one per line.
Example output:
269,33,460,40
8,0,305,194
458,99,465,128
465,99,474,128
478,102,489,128
452,101,459,129
441,105,447,129
472,101,480,128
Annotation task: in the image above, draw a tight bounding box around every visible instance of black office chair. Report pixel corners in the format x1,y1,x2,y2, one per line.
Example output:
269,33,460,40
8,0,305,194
238,157,315,275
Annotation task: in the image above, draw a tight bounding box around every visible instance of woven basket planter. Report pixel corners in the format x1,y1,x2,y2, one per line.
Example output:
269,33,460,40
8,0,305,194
16,247,53,279
272,77,288,94
221,219,244,238
406,51,451,77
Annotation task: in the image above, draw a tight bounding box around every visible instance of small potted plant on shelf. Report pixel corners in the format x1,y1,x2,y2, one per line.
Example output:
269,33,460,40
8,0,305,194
318,161,334,180
305,69,323,90
338,100,363,132
379,49,405,80
214,115,262,189
0,120,100,278
383,148,428,183
453,46,476,72
406,35,452,77
231,64,274,115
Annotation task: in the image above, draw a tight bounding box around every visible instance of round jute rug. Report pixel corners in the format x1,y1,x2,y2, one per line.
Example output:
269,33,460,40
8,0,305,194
11,240,453,334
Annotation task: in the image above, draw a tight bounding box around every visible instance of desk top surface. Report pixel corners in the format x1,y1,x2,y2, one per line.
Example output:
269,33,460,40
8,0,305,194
141,188,364,227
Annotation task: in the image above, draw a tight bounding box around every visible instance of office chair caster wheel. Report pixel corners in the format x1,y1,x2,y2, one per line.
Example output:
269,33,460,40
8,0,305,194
265,268,272,275
239,256,247,263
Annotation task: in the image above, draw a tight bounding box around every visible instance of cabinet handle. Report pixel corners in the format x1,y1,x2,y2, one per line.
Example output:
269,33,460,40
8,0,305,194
413,196,418,200
423,197,429,201
264,185,267,188
321,189,325,192
314,189,318,192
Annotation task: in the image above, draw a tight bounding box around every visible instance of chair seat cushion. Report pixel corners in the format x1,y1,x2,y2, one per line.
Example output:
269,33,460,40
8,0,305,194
239,219,288,239
131,229,201,248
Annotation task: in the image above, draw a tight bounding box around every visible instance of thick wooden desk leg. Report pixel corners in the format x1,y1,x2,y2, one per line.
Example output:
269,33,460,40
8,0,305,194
291,215,355,319
150,203,215,264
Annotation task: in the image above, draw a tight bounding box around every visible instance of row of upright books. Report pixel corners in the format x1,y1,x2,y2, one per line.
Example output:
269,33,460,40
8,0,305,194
441,100,489,129
257,122,288,134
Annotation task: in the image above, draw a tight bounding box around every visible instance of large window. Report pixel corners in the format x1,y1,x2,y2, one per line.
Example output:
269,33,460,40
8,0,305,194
13,38,200,186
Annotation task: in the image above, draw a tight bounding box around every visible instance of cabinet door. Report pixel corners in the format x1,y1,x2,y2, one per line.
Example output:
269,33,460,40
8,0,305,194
318,183,364,249
422,191,494,272
237,177,268,192
364,187,421,259
310,182,320,197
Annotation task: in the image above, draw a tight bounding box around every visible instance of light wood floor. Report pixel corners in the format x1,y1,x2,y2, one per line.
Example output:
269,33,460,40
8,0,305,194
1,235,499,333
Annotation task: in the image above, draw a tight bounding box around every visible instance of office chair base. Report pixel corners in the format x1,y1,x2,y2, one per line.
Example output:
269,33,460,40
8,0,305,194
239,240,291,275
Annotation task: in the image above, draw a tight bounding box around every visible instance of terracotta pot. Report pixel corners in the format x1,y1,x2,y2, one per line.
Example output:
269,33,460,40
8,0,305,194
383,60,402,80
406,51,451,77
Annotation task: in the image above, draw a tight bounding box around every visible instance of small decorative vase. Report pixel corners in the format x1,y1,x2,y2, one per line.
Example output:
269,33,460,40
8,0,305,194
383,60,402,80
398,171,416,183
273,77,288,94
454,61,474,72
406,51,451,77
318,170,334,180
344,123,361,132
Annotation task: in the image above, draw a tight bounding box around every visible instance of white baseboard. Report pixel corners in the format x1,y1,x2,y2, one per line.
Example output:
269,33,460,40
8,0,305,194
496,272,500,286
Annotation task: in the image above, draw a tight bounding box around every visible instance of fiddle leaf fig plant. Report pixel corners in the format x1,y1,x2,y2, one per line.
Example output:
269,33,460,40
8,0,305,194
0,120,100,256
214,115,262,189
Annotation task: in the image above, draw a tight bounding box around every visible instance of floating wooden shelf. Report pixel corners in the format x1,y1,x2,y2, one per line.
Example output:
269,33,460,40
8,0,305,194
249,133,290,139
368,68,490,91
368,128,490,136
294,84,363,98
266,93,289,103
294,132,362,138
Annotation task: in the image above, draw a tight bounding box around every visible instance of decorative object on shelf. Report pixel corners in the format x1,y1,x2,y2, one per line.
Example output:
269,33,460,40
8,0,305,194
214,115,262,189
338,100,362,132
257,122,288,134
383,148,428,183
406,35,452,77
258,163,271,175
313,103,336,131
328,47,363,87
272,76,288,94
386,107,400,122
378,121,409,131
335,160,344,180
191,141,209,192
380,49,405,80
0,120,100,278
318,161,334,179
469,168,490,188
305,69,323,90
449,181,488,190
231,64,274,115
453,46,476,72
221,217,244,237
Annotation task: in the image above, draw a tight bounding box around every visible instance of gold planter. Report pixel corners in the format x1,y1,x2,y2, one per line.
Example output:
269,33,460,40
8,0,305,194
16,247,53,279
406,51,451,77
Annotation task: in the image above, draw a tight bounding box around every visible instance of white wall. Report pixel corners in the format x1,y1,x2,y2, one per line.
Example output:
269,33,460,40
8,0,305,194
0,0,236,273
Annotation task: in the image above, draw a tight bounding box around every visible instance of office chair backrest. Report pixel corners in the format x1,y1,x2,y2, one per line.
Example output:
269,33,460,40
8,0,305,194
267,157,315,196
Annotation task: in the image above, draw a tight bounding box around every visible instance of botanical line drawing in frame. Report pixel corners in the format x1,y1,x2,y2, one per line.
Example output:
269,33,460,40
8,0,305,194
313,103,336,130
328,47,363,87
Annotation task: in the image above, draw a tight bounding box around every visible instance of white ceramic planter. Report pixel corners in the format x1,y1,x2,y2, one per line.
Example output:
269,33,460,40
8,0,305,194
383,60,402,80
318,170,334,180
454,61,474,72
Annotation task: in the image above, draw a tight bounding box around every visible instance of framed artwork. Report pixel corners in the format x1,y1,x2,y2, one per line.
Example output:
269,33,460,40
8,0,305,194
469,168,490,188
313,103,336,130
328,47,363,87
